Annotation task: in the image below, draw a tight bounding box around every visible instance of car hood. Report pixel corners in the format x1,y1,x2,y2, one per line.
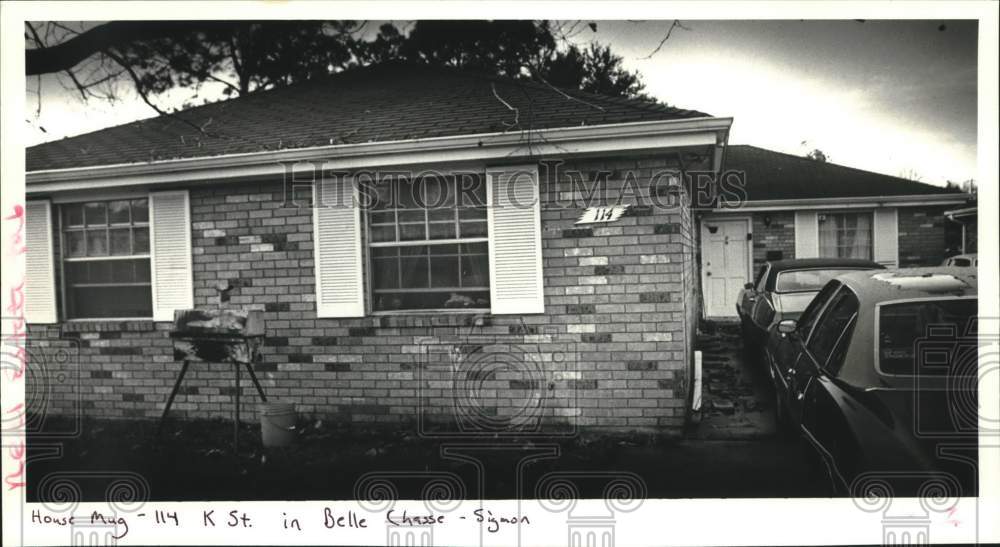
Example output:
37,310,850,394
773,291,818,319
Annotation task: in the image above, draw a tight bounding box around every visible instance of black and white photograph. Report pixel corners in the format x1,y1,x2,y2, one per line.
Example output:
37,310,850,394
2,2,998,546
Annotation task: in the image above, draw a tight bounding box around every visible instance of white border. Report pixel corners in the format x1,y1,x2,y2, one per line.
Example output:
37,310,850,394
3,3,998,547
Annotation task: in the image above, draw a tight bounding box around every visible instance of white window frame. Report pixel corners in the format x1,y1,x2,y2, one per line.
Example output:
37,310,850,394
363,170,492,315
57,195,154,321
816,210,875,261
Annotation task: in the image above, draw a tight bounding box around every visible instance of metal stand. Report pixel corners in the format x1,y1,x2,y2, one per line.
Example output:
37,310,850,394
157,358,268,453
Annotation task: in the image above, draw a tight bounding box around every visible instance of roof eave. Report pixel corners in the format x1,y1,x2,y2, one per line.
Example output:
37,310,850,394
26,117,732,195
708,193,971,211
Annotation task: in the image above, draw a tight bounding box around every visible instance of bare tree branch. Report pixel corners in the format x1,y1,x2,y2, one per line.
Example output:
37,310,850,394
638,20,691,60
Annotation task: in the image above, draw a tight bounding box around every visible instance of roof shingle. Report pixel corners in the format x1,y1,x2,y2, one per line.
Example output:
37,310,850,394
724,145,961,200
26,62,709,172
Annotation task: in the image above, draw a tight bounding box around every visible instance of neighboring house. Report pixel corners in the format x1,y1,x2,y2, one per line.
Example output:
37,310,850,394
697,145,972,319
24,63,732,434
944,204,978,255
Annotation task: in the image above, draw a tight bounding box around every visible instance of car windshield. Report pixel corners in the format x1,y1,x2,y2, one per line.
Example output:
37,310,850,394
878,298,978,376
774,268,868,293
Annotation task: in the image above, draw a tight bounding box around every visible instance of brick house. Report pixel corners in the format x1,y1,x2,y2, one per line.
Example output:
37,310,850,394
24,64,732,435
697,145,972,318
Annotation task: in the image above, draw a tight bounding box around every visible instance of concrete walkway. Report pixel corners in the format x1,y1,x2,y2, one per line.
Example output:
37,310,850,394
690,322,777,440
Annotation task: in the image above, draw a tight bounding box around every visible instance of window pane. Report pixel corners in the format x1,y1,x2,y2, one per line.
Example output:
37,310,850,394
775,269,872,293
399,246,429,288
399,224,426,241
370,225,396,243
86,229,108,256
459,175,487,207
370,211,395,224
133,227,150,253
460,221,487,238
371,182,393,210
430,254,459,288
459,206,487,221
68,286,153,319
429,223,456,240
461,242,488,255
428,209,455,222
109,228,132,255
398,179,420,209
108,200,131,224
111,260,136,283
372,290,490,312
461,254,490,287
63,204,84,227
131,199,149,223
84,202,107,226
398,210,424,222
879,298,977,376
65,231,86,257
807,289,859,367
88,261,113,283
65,262,88,284
371,257,399,289
421,177,453,208
135,260,151,282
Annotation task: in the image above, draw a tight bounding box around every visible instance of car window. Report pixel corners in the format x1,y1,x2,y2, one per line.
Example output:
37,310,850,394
953,258,970,267
795,280,842,342
753,265,769,290
774,268,871,293
825,315,857,375
806,287,860,370
878,297,978,376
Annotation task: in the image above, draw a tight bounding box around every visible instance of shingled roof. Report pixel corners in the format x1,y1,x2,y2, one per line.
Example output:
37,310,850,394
26,62,709,172
724,145,962,201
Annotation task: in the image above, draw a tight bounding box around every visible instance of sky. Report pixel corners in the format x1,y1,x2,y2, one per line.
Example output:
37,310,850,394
24,19,978,186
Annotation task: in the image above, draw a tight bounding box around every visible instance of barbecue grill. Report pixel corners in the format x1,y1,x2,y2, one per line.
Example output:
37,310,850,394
159,308,269,451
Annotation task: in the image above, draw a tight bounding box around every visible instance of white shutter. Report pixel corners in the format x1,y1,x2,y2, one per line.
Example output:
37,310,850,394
487,164,544,314
150,190,194,321
313,177,364,318
873,208,899,267
25,200,57,323
794,211,819,259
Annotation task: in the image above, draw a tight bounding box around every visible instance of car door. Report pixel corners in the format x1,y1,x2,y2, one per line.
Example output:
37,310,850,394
794,287,861,486
773,281,841,405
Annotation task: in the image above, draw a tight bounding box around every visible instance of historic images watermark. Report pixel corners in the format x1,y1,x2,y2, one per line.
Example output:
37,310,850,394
278,161,750,213
849,315,997,545
1,328,83,440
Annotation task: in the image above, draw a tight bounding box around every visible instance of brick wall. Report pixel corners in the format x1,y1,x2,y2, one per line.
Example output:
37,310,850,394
898,205,952,267
750,211,795,273
29,153,699,435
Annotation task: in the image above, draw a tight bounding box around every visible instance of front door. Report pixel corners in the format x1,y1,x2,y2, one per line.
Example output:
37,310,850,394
700,218,750,318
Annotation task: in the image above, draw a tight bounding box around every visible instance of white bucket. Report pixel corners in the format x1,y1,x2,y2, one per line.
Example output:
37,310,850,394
259,402,296,448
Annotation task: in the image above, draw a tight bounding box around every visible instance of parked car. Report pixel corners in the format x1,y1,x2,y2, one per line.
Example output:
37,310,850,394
942,253,977,267
765,267,978,495
736,258,884,351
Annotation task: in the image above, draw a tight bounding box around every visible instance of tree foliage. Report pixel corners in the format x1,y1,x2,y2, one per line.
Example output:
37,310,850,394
25,19,660,115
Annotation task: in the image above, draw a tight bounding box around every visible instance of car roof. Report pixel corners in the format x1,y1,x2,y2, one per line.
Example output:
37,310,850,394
835,267,978,302
767,258,885,274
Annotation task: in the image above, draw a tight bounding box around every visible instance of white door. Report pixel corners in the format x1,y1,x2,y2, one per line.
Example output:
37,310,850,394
701,218,750,318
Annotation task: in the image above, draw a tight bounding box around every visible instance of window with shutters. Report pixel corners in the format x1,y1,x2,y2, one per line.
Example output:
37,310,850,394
367,174,490,311
818,212,873,259
60,199,153,318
